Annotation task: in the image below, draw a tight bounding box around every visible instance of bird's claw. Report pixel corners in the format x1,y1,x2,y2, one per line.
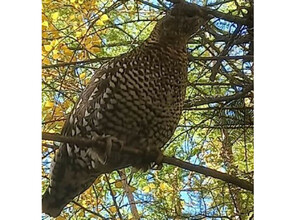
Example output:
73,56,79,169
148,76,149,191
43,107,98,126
145,146,164,170
90,134,124,165
103,135,124,152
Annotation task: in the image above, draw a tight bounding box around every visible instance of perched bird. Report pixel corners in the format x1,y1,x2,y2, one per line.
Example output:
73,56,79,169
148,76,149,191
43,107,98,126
42,1,207,217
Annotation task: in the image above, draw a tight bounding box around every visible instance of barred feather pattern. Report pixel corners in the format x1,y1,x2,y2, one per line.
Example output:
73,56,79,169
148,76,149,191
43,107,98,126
42,2,207,217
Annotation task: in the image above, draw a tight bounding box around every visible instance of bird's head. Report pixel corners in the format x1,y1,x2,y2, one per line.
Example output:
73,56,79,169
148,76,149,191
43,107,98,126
149,1,209,48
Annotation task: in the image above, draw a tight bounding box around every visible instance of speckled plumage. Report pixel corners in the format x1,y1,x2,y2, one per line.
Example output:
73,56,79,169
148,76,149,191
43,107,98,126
42,2,207,217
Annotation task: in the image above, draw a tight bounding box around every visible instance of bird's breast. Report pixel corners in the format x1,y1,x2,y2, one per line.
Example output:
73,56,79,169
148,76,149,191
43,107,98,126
89,58,187,149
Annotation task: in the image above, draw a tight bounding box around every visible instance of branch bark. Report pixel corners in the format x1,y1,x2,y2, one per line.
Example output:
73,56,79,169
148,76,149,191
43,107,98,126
71,201,105,218
188,55,253,62
42,57,112,69
162,157,253,192
42,132,253,192
105,174,124,220
184,84,253,108
118,170,140,220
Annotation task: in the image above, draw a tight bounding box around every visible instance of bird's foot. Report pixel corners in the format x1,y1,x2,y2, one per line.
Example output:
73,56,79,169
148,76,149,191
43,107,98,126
132,146,164,172
102,134,124,155
145,146,164,170
90,134,124,165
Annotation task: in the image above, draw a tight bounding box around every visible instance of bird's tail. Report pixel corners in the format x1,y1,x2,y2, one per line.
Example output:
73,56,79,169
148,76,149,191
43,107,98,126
42,175,97,217
42,142,137,217
42,190,65,218
42,144,99,217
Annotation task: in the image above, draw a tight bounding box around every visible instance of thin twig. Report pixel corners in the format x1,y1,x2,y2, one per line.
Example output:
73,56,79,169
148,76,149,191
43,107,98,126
42,57,113,69
184,84,253,108
71,200,105,218
105,174,124,219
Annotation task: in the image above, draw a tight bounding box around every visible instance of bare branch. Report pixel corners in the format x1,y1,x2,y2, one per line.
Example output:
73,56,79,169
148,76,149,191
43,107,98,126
42,132,253,192
118,170,140,220
184,84,253,108
162,157,253,192
71,201,104,218
42,57,113,69
188,55,253,62
105,174,124,220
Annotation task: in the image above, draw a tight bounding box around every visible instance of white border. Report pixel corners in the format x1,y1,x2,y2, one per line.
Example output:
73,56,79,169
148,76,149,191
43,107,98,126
255,0,292,219
0,1,41,218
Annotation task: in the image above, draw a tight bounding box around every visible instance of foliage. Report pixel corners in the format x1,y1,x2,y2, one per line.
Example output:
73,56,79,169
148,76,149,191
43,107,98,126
42,0,253,219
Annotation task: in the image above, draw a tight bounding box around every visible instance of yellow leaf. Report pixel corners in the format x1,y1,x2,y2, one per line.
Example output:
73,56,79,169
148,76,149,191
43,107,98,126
115,181,123,188
149,183,156,189
73,203,79,210
56,216,66,220
81,199,87,207
75,31,82,37
129,186,136,193
142,186,150,193
64,48,73,56
85,186,92,194
42,57,51,65
55,107,63,116
44,45,52,52
109,206,117,213
92,35,102,45
90,46,101,54
51,12,59,21
100,14,109,22
84,37,92,45
42,31,48,38
63,100,72,109
52,31,59,38
52,50,59,59
85,78,90,85
160,182,168,191
44,101,54,108
78,0,84,4
51,39,59,47
79,72,86,79
86,42,93,49
94,177,101,185
78,209,85,217
74,3,80,9
52,53,59,59
96,19,104,26
181,200,185,207
69,14,75,20
89,214,96,218
42,20,48,27
70,0,75,3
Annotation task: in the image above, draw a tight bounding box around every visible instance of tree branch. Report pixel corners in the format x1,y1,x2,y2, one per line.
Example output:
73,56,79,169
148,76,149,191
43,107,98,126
71,200,104,218
203,7,252,27
42,132,253,192
184,84,253,108
105,174,124,220
42,57,113,69
188,55,253,62
118,170,140,220
163,157,253,192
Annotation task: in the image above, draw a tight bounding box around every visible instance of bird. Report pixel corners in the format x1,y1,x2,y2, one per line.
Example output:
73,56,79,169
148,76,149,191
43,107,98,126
42,1,208,217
